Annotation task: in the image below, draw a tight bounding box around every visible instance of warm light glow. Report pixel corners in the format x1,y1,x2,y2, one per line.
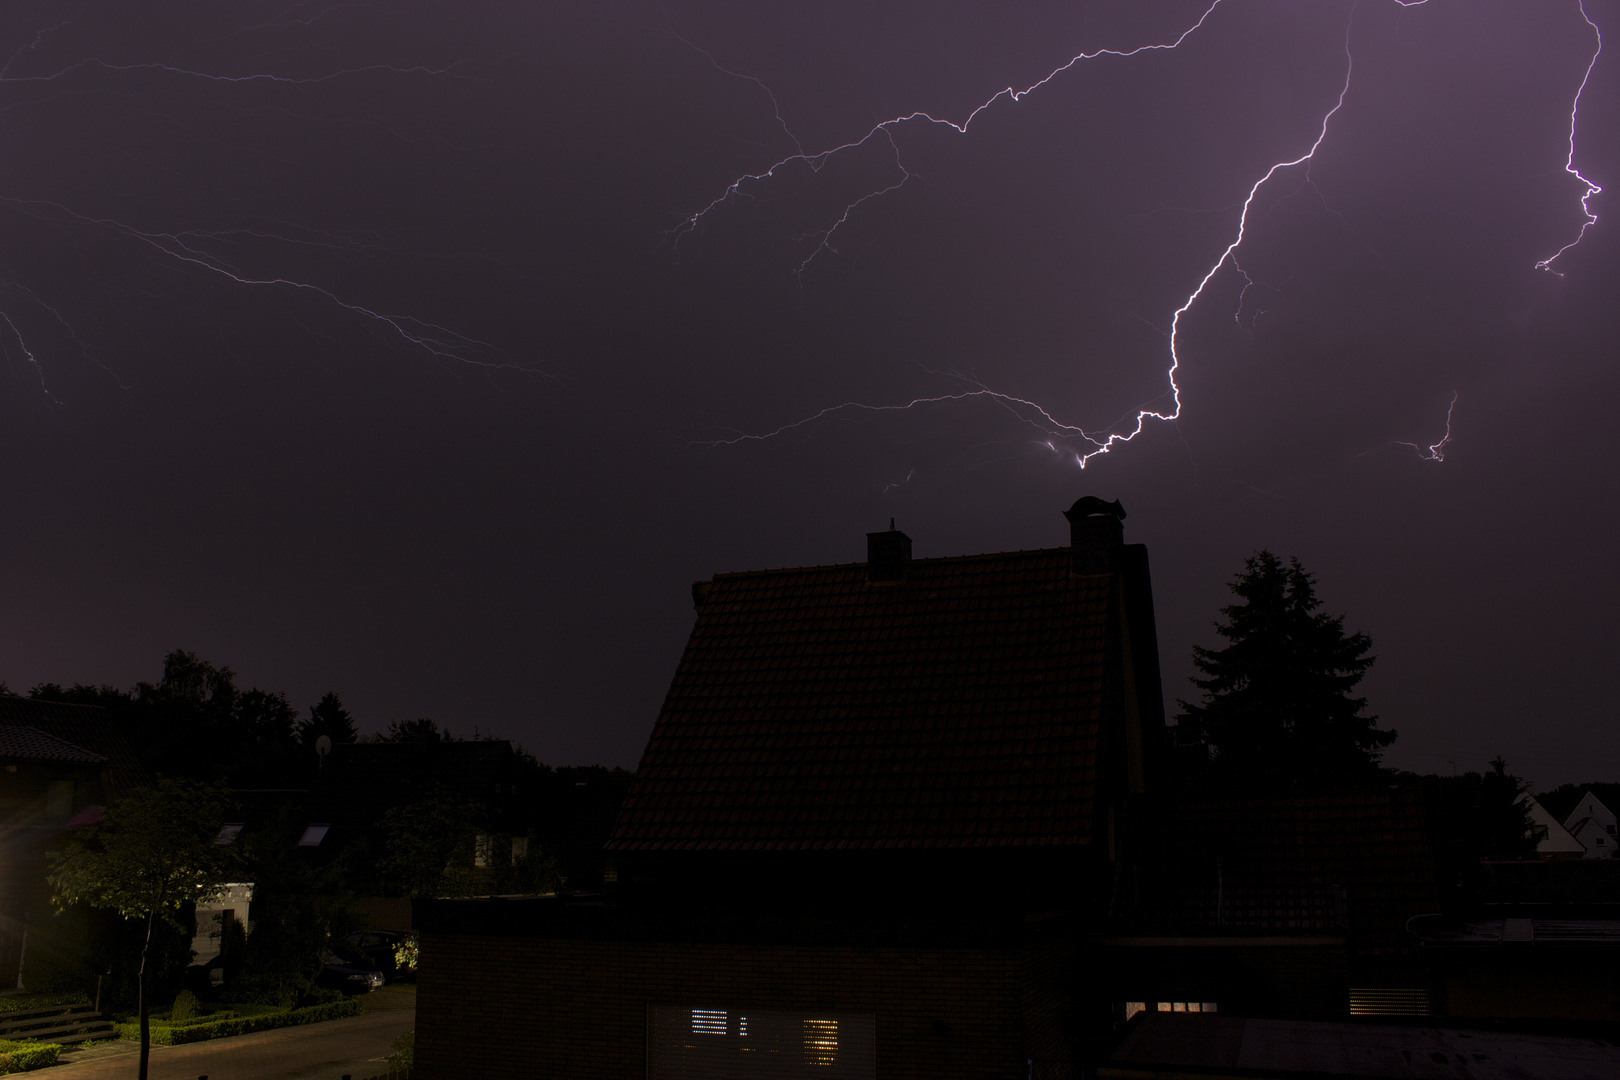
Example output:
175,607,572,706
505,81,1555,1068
804,1019,838,1066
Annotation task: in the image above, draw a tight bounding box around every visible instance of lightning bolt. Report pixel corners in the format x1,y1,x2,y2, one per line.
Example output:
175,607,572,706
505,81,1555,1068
1536,0,1604,275
685,0,1606,469
1394,392,1457,462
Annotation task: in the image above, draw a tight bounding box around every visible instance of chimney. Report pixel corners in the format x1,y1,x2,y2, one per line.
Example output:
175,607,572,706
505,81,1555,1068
1064,497,1125,574
867,519,912,583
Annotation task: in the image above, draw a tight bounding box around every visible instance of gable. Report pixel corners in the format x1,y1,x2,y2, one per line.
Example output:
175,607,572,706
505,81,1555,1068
608,548,1119,853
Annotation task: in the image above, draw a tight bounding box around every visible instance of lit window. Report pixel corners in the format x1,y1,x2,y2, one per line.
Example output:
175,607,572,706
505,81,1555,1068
1157,1002,1172,1013
804,1019,838,1066
1124,1002,1146,1021
691,1009,727,1035
739,1016,748,1037
1172,1002,1186,1012
1203,1003,1219,1013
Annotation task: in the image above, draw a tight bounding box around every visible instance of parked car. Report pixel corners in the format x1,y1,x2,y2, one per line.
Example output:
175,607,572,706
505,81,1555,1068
317,946,384,994
341,930,417,982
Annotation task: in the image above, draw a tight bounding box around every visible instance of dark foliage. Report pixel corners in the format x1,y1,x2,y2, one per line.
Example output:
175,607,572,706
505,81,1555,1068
222,808,352,1006
31,651,303,787
1536,782,1620,828
1397,758,1538,910
298,692,358,751
1178,551,1394,791
378,716,454,743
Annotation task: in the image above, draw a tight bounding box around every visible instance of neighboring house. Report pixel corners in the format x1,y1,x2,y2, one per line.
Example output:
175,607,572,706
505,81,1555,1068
1106,791,1440,1021
1518,792,1584,858
0,696,150,988
1410,912,1620,1022
1562,791,1617,860
416,498,1169,1080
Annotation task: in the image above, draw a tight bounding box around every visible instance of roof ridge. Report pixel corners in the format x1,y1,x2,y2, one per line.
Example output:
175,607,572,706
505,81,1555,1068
707,544,1074,580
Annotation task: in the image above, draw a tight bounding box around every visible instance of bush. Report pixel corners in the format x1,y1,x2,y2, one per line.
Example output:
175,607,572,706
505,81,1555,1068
170,989,200,1023
387,1030,414,1070
299,987,344,1007
0,1040,60,1073
116,998,362,1045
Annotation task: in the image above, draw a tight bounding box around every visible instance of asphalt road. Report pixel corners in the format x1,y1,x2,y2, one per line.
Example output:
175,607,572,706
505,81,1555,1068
51,985,415,1080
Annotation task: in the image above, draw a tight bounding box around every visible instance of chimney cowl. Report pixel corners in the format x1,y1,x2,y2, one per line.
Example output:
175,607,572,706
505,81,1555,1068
1064,497,1125,575
866,522,912,583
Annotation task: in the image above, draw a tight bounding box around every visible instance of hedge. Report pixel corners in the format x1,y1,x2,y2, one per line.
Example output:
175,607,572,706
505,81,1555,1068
0,1040,61,1073
116,998,363,1045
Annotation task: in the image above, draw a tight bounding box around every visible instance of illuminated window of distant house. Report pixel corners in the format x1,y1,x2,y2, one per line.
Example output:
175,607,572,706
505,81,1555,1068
650,1007,874,1078
803,1019,838,1066
1151,1001,1215,1014
692,1009,728,1035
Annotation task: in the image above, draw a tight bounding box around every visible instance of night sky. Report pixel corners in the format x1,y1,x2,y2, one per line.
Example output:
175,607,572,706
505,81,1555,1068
1,1,1614,786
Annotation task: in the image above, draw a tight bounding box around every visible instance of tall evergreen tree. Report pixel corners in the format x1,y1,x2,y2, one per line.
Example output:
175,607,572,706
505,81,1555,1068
1179,550,1394,789
298,691,358,748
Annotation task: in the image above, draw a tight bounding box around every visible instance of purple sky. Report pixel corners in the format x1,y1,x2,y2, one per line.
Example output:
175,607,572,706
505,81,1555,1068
0,1,1615,786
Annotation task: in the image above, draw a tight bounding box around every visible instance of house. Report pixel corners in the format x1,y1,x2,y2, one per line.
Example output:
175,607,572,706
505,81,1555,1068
1518,792,1584,858
0,696,150,987
1409,910,1620,1022
1105,789,1440,1022
1562,791,1617,860
415,497,1168,1079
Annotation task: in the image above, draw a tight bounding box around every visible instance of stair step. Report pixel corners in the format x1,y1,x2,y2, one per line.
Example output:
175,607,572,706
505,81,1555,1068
41,1023,116,1049
0,1004,96,1027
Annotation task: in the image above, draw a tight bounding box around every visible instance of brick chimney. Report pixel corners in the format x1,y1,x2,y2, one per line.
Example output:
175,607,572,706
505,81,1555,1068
867,519,912,583
1064,497,1125,574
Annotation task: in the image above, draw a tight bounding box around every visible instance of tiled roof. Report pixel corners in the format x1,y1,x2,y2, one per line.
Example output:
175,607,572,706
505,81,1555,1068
0,697,148,799
608,548,1115,852
1114,791,1439,952
0,724,106,765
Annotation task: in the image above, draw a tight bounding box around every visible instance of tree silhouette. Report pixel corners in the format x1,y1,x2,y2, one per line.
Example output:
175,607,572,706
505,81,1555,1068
1179,551,1394,789
299,691,358,749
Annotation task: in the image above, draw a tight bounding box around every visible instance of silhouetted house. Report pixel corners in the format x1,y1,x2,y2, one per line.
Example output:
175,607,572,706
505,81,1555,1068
1562,791,1617,860
0,696,149,987
415,498,1167,1079
1105,790,1440,1021
1409,910,1620,1023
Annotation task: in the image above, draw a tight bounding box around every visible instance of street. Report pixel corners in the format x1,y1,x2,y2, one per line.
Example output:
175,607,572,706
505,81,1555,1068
50,985,414,1080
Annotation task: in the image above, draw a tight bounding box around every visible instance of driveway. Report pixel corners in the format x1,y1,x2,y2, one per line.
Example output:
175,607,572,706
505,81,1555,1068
50,985,414,1080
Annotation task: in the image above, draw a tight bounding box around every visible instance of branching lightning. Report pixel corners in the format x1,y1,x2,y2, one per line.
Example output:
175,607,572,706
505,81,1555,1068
683,0,1607,469
0,15,519,398
1536,0,1604,275
1393,392,1457,462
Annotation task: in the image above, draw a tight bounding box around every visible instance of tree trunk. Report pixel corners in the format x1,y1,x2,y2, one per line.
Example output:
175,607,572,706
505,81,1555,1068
138,908,154,1080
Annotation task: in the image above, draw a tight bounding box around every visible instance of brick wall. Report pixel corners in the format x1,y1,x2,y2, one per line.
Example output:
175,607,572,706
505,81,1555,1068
416,930,1066,1079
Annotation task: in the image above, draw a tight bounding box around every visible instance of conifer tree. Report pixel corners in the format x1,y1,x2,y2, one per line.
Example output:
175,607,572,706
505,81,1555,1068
1179,551,1394,789
299,691,358,748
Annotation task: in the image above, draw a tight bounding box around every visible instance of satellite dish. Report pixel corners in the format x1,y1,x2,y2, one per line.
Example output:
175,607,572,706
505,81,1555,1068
315,735,332,757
